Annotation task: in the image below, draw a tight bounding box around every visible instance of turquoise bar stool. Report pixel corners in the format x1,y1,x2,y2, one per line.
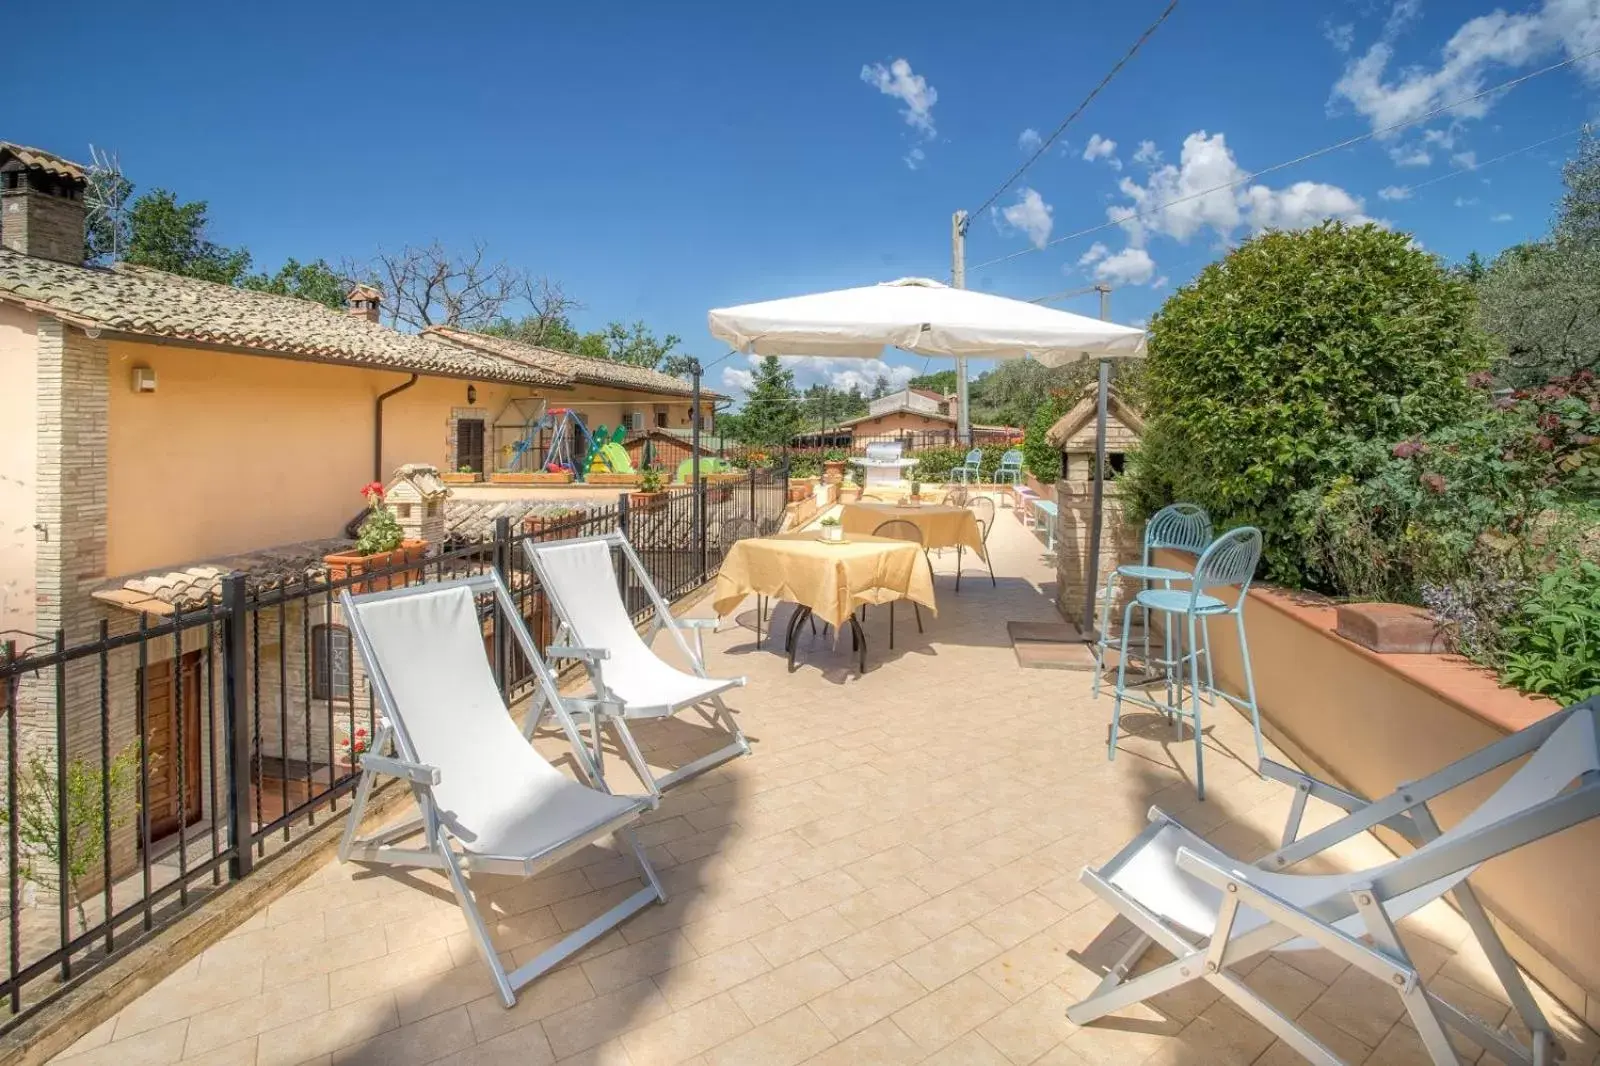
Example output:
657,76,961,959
1093,504,1213,699
1106,526,1264,800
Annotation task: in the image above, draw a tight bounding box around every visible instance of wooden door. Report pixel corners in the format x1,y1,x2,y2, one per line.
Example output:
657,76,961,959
143,652,203,841
456,418,486,473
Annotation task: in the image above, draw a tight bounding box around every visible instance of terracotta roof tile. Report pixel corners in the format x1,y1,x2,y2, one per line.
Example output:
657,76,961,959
0,143,86,183
0,250,571,388
93,539,354,615
425,325,725,399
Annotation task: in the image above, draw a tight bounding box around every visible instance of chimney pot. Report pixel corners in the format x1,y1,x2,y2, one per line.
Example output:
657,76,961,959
346,284,382,324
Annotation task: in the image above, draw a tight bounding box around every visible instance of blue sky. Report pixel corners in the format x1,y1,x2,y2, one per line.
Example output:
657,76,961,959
6,0,1598,399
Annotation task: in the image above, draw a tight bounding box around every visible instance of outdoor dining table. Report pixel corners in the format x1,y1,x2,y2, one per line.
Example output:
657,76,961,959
713,531,937,674
838,501,987,559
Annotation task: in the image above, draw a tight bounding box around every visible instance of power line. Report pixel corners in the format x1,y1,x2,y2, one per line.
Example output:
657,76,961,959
970,45,1600,271
966,0,1180,228
1388,124,1586,198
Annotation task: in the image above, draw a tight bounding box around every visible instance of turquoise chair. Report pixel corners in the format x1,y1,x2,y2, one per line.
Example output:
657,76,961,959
992,449,1024,489
1093,503,1213,699
952,448,984,485
1107,526,1264,800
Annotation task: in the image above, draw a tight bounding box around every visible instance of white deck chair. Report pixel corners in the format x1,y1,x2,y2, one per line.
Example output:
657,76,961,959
336,573,665,1008
522,531,748,802
1067,698,1600,1066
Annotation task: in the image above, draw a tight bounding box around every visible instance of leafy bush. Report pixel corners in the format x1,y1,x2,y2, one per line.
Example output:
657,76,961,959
909,444,1012,482
1125,221,1488,585
1296,370,1600,599
1499,552,1600,705
355,481,405,554
1022,392,1074,483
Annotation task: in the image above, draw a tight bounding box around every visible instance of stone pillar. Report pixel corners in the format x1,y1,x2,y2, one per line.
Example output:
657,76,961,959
1054,480,1140,627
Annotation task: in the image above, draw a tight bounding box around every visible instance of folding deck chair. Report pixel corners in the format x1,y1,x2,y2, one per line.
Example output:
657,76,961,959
336,574,666,1008
1067,697,1600,1066
523,531,749,802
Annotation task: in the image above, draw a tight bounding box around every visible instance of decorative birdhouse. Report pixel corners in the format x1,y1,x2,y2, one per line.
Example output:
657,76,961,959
384,464,449,548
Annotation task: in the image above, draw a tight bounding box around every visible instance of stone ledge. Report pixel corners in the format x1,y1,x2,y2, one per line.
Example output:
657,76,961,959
1335,601,1451,654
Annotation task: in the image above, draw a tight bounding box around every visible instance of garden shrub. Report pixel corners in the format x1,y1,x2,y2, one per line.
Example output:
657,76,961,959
1124,221,1489,585
1499,551,1600,705
1022,392,1074,483
909,444,1012,483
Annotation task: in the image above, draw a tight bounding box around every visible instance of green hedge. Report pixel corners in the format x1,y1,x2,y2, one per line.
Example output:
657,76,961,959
1123,221,1488,586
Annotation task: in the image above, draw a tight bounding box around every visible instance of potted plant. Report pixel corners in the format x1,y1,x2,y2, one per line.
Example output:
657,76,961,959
442,464,480,485
324,482,427,592
819,516,844,542
630,467,667,511
910,479,923,504
336,725,370,774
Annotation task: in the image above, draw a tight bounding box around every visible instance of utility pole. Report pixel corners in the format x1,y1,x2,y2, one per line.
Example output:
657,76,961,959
1082,284,1113,637
951,210,970,446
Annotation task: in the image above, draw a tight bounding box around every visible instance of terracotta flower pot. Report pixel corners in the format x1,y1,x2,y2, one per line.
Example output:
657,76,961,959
491,471,574,485
629,491,667,512
585,472,641,487
440,472,481,485
324,540,427,594
821,460,846,485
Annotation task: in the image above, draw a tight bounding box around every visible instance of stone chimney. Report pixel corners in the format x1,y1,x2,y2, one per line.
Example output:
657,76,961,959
0,143,88,265
346,284,382,324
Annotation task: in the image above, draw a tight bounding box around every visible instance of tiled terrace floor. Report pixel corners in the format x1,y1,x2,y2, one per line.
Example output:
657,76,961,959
53,503,1599,1066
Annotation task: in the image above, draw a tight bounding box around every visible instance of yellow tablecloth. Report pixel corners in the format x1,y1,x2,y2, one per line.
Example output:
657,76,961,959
713,533,938,628
839,502,987,560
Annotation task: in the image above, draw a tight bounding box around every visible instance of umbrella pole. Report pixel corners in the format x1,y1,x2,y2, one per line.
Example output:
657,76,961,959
1082,357,1110,638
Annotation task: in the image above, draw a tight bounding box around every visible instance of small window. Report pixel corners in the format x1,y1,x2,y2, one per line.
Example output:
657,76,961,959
397,502,413,518
312,625,352,700
425,501,439,518
656,410,669,429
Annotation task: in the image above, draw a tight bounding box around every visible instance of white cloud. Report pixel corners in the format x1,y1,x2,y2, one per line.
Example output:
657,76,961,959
720,355,915,400
1422,127,1458,150
1093,247,1157,286
1000,187,1054,249
1331,1,1600,135
1151,275,1170,289
1454,195,1480,207
1018,128,1043,153
1078,242,1110,266
1378,184,1413,201
1452,150,1478,169
905,146,926,171
860,58,938,137
1324,21,1355,53
1083,133,1121,170
1132,140,1163,166
1491,212,1514,222
1389,145,1433,167
1109,130,1374,247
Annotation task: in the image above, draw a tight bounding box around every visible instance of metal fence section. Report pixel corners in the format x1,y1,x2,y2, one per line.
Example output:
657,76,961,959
0,466,785,1031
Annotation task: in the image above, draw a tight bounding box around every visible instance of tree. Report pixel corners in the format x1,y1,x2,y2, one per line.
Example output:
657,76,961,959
83,146,132,265
1475,129,1600,385
576,320,685,371
908,369,957,394
800,383,868,432
481,278,586,350
360,241,560,331
123,189,252,285
870,374,892,400
1123,221,1488,585
241,258,347,309
731,356,801,448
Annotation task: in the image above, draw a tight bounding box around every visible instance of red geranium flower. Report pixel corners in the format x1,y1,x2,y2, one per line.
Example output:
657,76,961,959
361,481,385,500
1420,472,1447,494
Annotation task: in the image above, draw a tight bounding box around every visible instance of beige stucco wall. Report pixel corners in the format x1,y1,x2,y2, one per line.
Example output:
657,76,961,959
850,411,955,440
1151,549,1600,1021
105,340,710,575
0,303,36,635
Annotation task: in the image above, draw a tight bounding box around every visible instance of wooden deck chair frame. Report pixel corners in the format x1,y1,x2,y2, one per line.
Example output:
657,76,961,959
1067,697,1600,1066
336,573,665,1008
521,531,749,803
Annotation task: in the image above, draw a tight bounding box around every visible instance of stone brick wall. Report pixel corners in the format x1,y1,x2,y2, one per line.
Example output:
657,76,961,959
1053,480,1141,628
0,187,86,265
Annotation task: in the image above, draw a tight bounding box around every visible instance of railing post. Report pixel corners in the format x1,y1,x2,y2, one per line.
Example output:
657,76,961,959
618,491,631,540
749,468,756,522
493,516,512,698
697,479,709,582
221,572,253,880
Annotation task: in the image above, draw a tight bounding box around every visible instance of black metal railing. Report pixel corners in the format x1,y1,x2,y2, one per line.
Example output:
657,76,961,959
0,466,786,1031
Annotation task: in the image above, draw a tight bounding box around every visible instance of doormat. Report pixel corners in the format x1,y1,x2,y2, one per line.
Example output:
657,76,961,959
1006,620,1098,671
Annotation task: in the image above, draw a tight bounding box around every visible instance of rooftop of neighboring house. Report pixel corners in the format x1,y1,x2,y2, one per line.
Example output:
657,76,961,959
425,325,727,400
0,248,574,388
865,387,947,418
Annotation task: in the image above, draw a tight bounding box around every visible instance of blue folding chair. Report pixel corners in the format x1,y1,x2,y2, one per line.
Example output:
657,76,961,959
951,448,984,485
1093,504,1213,699
992,449,1024,489
1107,526,1264,800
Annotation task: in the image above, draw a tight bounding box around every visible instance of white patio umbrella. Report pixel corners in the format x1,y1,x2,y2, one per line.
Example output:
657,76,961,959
708,277,1148,636
707,277,1146,363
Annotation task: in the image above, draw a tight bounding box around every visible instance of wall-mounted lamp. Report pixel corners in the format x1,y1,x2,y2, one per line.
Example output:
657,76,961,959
131,366,157,393
466,384,477,405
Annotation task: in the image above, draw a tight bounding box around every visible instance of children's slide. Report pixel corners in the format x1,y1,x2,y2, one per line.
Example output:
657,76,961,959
599,442,635,474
